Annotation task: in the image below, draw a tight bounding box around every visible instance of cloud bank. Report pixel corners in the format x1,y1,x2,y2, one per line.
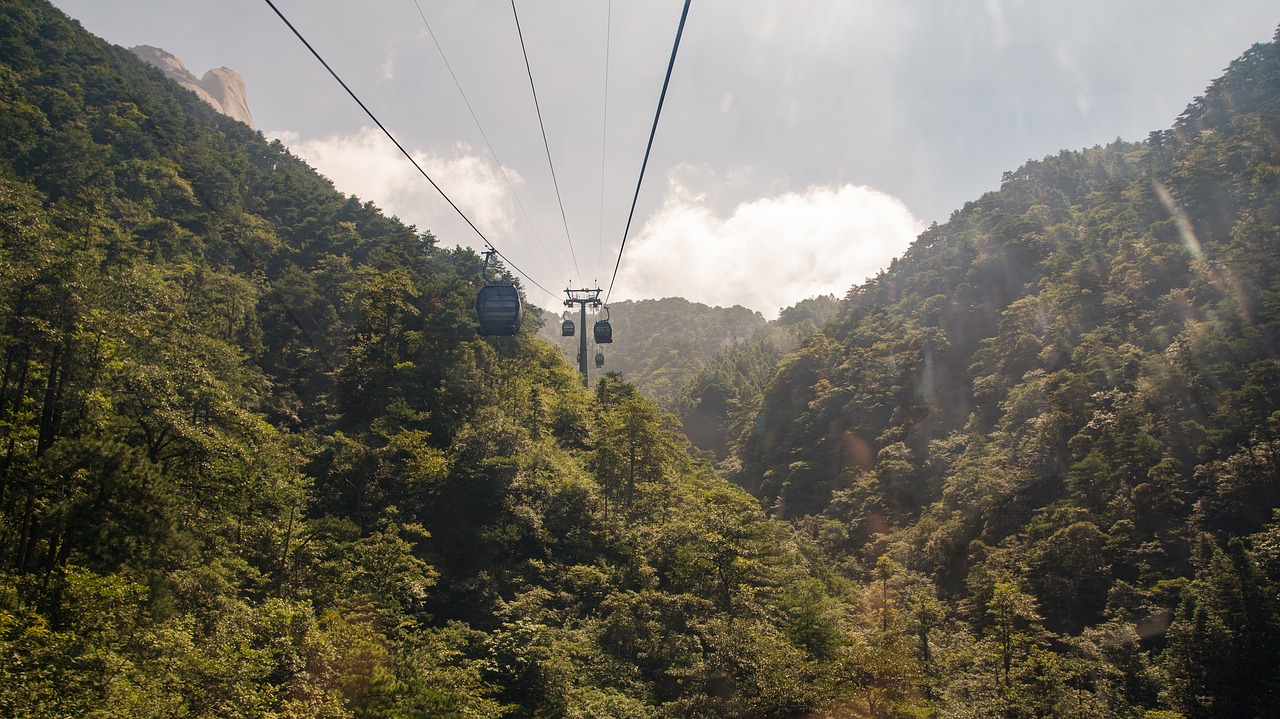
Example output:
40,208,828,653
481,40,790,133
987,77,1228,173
612,176,926,318
267,127,517,241
265,129,925,318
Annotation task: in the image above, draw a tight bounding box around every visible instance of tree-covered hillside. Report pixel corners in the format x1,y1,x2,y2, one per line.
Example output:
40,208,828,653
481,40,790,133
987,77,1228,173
539,294,837,463
670,295,838,462
539,297,768,402
730,24,1280,717
0,2,881,717
5,0,1280,716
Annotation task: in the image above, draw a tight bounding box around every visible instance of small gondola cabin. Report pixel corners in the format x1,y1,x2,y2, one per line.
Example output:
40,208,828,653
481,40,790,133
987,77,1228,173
595,349,605,368
593,319,613,344
562,318,575,337
476,282,522,336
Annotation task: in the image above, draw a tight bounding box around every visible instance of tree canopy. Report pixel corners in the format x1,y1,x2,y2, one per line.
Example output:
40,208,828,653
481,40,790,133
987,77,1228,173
3,2,1279,717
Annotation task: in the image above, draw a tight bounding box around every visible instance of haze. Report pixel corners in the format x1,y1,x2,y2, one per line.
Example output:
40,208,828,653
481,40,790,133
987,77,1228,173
49,0,1278,316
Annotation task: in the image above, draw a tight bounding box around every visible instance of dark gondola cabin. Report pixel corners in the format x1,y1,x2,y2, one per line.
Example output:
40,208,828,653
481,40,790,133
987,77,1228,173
476,282,522,336
562,318,575,337
593,319,613,344
595,349,605,367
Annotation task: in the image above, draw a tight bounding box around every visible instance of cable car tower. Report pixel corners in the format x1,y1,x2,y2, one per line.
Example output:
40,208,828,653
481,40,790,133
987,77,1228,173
563,288,604,388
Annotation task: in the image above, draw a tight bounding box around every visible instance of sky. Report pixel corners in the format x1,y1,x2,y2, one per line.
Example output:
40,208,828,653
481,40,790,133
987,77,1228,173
49,0,1279,318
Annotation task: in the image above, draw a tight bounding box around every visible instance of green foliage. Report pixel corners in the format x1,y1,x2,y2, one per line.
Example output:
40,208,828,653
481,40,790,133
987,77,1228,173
5,1,1280,716
541,297,769,407
0,6,873,716
722,23,1280,719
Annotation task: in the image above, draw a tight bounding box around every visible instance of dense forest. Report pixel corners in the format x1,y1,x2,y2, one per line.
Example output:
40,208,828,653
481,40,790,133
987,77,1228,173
539,294,837,460
541,297,768,404
708,21,1280,718
0,2,865,716
1,0,1278,717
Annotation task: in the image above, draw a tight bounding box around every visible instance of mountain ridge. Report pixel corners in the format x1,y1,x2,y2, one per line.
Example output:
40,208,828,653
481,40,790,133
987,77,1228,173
0,2,878,717
131,44,254,127
2,0,1278,716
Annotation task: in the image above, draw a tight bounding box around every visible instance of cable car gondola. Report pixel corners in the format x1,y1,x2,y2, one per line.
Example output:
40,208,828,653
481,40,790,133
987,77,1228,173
476,281,522,336
595,349,605,368
475,248,522,336
562,317,575,337
593,306,613,344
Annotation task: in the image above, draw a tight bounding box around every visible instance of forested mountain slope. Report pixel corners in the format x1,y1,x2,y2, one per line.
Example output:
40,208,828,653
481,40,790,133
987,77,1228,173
5,0,1280,716
669,295,838,460
540,294,837,460
540,297,768,402
0,2,881,717
731,24,1280,717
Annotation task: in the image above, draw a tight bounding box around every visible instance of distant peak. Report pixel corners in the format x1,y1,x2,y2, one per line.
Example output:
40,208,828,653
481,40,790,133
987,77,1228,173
130,45,254,128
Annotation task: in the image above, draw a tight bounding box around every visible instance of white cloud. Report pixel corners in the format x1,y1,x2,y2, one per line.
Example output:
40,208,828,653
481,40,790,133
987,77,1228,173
265,127,517,241
380,46,396,81
262,132,925,319
611,175,925,318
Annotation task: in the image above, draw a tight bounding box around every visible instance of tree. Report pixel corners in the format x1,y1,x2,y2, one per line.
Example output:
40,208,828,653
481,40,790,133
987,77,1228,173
591,393,677,521
1162,537,1280,718
985,581,1043,691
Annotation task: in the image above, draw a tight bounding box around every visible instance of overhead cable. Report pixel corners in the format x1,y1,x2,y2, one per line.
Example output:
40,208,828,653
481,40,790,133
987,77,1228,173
261,0,556,300
598,0,612,273
605,0,692,305
510,0,583,285
409,0,559,281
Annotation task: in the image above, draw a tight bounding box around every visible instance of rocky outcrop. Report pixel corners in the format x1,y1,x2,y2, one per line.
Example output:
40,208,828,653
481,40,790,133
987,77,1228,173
200,67,253,128
131,45,254,128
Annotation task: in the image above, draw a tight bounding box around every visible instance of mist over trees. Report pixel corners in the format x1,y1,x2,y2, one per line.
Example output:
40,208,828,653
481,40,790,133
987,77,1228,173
2,1,1279,717
541,294,838,461
539,297,767,402
722,22,1280,717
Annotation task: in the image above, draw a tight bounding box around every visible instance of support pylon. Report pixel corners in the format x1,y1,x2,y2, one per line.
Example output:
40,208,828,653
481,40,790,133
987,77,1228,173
564,288,602,388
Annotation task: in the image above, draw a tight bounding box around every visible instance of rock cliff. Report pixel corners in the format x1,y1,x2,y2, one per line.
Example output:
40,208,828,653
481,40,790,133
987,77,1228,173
131,45,254,128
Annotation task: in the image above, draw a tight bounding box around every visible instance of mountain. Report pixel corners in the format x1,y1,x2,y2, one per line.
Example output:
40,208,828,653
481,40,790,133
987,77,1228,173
539,296,769,400
538,294,839,461
671,294,840,460
131,44,254,127
728,24,1280,716
0,2,878,717
4,0,1279,715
